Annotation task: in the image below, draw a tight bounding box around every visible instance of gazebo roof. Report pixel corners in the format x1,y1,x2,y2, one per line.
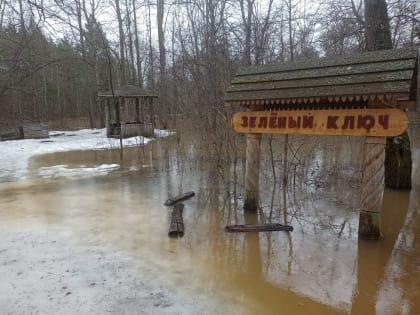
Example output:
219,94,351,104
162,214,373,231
225,48,418,108
98,84,157,98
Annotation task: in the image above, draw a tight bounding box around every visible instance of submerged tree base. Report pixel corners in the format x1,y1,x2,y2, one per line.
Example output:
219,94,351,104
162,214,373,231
244,190,259,211
359,211,382,239
385,132,412,189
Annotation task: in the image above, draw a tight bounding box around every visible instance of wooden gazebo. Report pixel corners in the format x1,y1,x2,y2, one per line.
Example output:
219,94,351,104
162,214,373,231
225,48,418,239
98,85,157,138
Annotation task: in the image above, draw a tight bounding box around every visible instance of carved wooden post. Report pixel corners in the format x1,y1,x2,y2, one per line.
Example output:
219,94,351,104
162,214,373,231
244,133,262,211
359,136,386,239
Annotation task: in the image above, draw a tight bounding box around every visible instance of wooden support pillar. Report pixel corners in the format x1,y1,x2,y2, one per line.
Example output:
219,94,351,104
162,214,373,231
115,97,120,125
135,98,140,123
141,98,145,122
105,99,111,137
359,136,386,239
125,97,130,120
119,97,125,137
150,97,155,128
244,133,262,211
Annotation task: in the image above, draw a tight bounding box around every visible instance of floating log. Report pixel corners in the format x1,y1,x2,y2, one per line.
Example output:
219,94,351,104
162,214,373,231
164,191,195,206
168,203,184,238
224,223,293,233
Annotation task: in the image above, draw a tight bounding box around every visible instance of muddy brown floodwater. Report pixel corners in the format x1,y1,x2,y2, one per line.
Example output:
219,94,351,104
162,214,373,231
0,116,419,314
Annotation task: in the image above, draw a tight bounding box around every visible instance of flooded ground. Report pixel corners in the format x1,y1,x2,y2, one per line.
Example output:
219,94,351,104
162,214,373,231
0,116,419,314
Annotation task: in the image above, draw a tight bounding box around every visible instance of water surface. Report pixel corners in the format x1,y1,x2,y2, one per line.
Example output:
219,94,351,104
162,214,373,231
0,122,419,314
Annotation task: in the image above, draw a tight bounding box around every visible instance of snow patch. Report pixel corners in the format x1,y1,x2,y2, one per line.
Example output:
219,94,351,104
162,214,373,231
154,129,175,137
0,128,172,182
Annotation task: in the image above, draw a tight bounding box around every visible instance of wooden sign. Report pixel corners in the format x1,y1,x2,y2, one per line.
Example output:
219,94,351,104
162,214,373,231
232,108,408,137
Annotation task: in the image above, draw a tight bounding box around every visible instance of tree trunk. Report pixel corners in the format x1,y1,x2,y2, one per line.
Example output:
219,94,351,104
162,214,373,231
115,0,126,86
240,0,253,66
18,0,25,34
132,0,143,87
364,0,392,51
385,132,412,189
146,0,154,89
125,0,135,84
157,0,167,124
364,0,412,189
157,0,166,84
288,0,294,61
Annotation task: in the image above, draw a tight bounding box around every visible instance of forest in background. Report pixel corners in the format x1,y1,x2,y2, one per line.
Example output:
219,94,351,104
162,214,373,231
0,0,418,131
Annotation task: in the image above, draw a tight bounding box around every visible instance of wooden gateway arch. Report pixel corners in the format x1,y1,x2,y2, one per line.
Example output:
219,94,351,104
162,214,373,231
224,48,418,239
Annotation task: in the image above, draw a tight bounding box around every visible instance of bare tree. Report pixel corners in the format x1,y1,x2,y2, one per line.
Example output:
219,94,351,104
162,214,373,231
240,0,254,65
125,0,135,84
319,0,365,56
365,0,393,50
115,0,126,85
157,0,166,84
132,0,143,87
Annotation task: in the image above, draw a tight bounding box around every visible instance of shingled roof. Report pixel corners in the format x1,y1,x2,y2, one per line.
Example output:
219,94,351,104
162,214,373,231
98,85,157,98
225,48,418,108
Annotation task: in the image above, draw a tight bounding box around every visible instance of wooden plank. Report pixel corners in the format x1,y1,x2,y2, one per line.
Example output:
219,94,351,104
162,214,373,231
164,191,195,206
244,134,261,211
168,203,184,238
231,108,408,137
225,223,293,233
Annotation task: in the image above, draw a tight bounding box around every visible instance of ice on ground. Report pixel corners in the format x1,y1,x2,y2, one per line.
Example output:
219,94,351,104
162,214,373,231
38,164,120,179
0,128,172,182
